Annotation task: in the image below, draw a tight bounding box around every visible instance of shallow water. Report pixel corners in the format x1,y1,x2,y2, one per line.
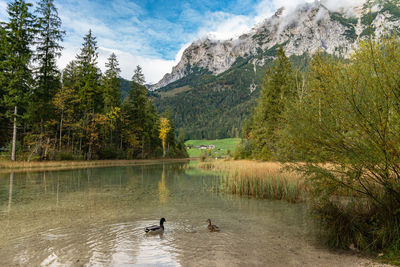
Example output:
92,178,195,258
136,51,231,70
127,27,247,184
0,162,375,266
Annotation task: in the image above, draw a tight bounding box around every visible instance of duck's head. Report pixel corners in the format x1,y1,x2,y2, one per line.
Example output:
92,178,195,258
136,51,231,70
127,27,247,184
206,219,211,224
160,218,166,225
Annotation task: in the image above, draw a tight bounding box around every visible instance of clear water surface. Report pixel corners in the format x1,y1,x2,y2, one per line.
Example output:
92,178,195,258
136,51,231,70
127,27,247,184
0,162,374,266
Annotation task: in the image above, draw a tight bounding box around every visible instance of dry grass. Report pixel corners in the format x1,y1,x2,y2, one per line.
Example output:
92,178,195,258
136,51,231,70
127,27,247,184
0,158,190,173
199,160,306,202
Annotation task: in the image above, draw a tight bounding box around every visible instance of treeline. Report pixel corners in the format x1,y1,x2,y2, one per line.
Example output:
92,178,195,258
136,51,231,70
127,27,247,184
0,0,187,161
237,37,400,256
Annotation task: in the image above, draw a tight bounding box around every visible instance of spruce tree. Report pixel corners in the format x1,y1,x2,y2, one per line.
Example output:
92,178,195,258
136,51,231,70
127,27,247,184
102,53,121,112
129,66,149,158
121,66,160,158
3,0,36,161
250,46,296,160
62,60,79,88
0,24,9,147
132,65,145,85
76,30,101,114
30,0,65,130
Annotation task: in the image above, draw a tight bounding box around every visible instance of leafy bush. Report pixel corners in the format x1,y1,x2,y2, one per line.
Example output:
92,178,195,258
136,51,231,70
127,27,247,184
281,36,400,256
97,145,126,160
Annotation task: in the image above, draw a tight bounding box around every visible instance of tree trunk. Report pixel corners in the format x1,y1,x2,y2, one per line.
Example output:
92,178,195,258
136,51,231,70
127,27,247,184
110,129,113,146
162,140,166,158
87,143,92,161
44,137,50,160
11,106,17,161
59,111,63,152
79,136,82,155
142,136,144,159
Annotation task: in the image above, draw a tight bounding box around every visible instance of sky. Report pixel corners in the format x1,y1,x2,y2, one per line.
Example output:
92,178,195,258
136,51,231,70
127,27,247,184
0,0,365,83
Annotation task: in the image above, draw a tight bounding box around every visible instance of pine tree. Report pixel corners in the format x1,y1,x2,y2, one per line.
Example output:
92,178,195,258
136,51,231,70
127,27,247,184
250,46,296,160
0,24,9,147
3,0,36,161
29,0,65,130
62,60,79,88
76,30,101,113
127,66,149,158
102,53,121,112
132,65,145,85
121,66,160,158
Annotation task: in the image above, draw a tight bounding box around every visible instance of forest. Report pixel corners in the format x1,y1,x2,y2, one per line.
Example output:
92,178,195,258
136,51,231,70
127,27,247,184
235,36,400,256
0,0,187,161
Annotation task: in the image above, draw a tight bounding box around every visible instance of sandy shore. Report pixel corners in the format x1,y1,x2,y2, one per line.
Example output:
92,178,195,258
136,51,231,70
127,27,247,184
0,158,190,173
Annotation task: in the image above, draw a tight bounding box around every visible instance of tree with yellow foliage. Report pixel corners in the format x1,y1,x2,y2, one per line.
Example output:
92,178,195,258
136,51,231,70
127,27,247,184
159,117,171,157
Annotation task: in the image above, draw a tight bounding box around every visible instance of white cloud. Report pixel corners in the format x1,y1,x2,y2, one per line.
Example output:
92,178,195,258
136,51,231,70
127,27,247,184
0,0,7,21
58,45,177,84
1,0,368,84
200,12,256,40
98,48,176,84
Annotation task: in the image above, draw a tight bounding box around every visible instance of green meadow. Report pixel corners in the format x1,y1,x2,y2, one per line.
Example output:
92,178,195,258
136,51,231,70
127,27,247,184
184,138,240,158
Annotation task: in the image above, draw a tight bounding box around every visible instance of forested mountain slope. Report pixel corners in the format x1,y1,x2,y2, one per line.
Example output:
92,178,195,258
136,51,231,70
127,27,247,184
152,0,400,139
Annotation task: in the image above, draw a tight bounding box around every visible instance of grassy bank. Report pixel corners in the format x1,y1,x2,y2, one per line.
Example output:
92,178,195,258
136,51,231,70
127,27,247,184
199,160,305,203
0,158,190,173
199,160,400,264
185,138,240,158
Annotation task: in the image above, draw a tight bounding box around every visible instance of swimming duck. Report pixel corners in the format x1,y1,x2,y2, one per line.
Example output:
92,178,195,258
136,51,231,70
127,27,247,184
207,219,220,232
145,218,166,234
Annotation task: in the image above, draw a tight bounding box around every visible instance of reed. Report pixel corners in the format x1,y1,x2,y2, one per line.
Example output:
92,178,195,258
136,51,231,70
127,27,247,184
199,160,305,203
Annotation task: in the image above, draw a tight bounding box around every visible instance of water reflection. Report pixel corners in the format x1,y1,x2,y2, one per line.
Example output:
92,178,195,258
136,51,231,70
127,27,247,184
158,164,169,204
7,172,13,213
0,162,369,266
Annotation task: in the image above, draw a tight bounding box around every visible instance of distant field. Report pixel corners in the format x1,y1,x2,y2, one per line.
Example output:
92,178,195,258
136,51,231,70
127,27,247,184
184,138,241,158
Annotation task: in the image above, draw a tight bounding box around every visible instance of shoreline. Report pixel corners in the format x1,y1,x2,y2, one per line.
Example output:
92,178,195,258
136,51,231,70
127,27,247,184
0,158,191,173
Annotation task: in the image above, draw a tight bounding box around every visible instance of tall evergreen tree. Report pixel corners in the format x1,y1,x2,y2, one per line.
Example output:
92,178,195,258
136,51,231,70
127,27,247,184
102,53,121,112
29,0,65,130
132,65,145,84
121,66,160,158
62,60,79,88
76,30,101,113
0,24,9,147
3,0,36,161
249,46,296,160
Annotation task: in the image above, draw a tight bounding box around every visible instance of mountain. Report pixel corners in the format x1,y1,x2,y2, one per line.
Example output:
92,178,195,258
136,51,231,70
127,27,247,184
152,0,400,140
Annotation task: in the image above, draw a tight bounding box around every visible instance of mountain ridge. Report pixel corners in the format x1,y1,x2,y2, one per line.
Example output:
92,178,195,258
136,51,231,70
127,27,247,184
152,0,400,139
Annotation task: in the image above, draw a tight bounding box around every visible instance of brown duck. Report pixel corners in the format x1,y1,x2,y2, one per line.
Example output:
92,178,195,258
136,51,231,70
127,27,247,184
207,219,220,232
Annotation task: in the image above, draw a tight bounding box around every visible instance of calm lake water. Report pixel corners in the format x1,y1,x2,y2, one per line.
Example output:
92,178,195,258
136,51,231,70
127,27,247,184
0,162,376,266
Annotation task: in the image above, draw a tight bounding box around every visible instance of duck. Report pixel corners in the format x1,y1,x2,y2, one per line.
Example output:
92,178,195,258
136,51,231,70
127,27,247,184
207,219,220,232
145,218,166,234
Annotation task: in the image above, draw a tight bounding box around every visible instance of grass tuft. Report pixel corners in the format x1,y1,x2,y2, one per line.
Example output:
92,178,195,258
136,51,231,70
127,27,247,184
199,160,305,203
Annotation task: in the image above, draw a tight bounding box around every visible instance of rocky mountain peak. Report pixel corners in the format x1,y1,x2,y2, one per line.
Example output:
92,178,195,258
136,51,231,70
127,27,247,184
150,1,400,91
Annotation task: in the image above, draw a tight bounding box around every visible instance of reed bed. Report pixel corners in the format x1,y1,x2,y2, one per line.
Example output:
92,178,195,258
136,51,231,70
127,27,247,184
199,160,306,203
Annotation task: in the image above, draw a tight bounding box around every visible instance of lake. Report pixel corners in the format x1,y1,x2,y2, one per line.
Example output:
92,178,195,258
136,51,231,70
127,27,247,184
0,162,378,266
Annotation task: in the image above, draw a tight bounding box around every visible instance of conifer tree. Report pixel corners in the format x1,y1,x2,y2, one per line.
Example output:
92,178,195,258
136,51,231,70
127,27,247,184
0,24,9,146
102,53,121,112
132,65,145,85
62,60,79,88
76,30,101,113
29,0,65,130
249,46,296,160
121,66,160,158
3,0,36,161
74,30,102,159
